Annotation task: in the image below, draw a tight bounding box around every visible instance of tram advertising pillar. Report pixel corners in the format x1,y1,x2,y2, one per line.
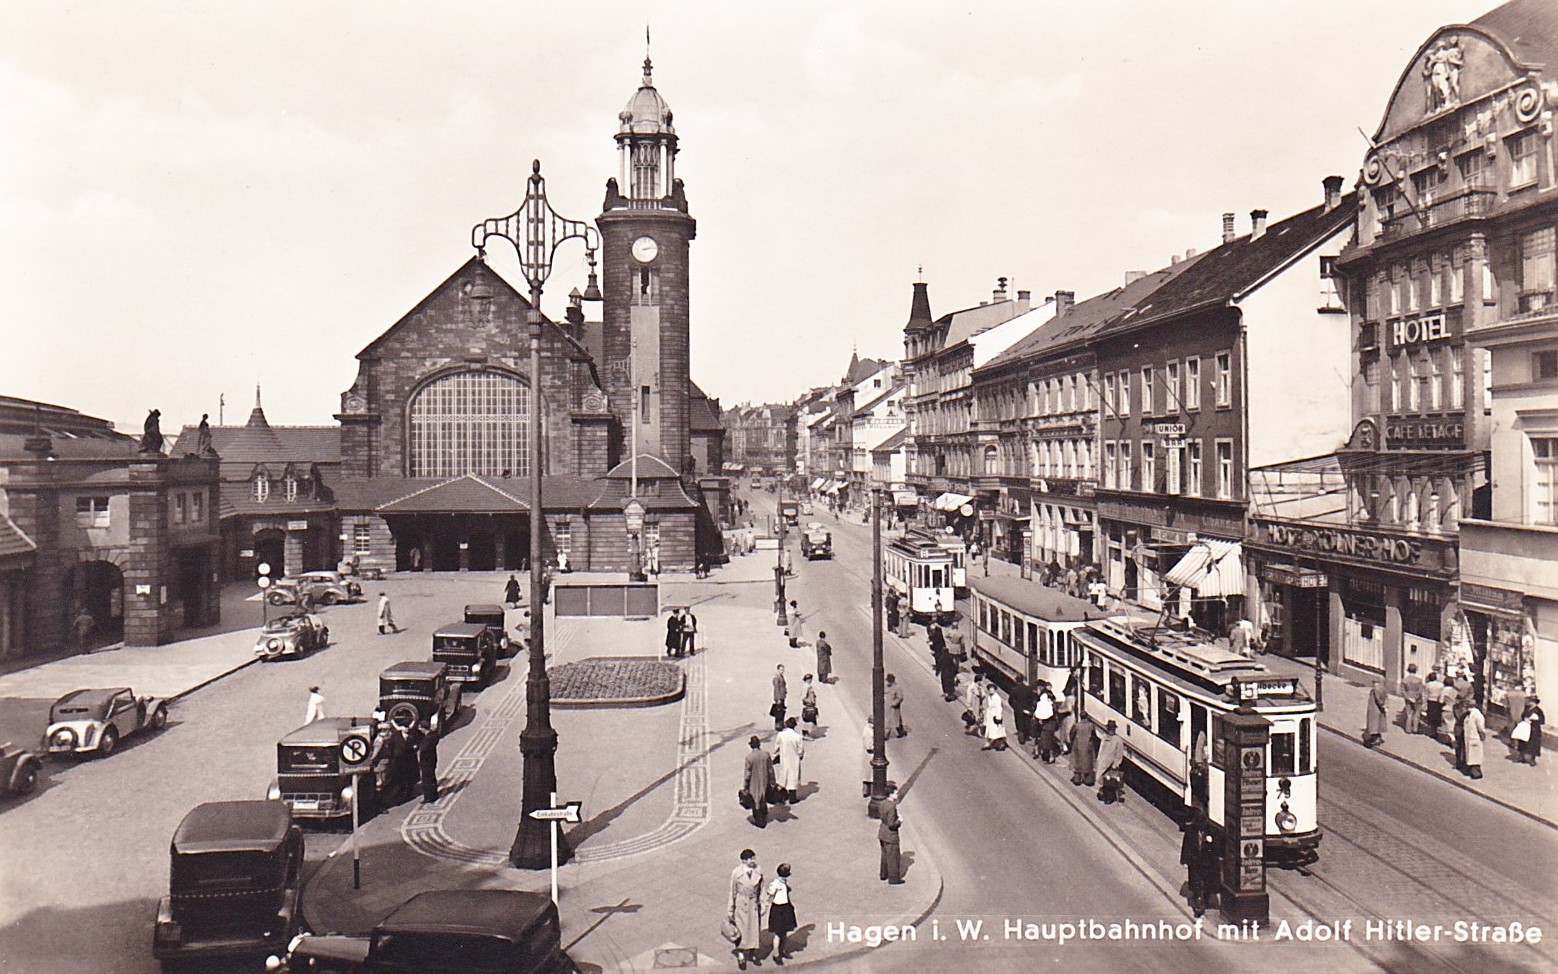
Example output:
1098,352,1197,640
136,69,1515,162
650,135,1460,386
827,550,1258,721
1219,702,1271,926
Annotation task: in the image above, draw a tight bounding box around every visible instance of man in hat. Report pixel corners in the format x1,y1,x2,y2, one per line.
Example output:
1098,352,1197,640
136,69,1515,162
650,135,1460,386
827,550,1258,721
1096,720,1126,804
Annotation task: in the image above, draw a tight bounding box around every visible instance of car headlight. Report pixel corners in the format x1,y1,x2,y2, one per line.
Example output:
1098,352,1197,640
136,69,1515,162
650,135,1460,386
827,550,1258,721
473,661,483,673
1275,802,1298,834
52,728,75,747
268,639,280,649
267,783,281,800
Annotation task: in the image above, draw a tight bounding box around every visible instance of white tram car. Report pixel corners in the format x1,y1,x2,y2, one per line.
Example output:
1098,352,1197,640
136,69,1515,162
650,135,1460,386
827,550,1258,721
884,535,956,624
907,528,967,593
968,576,1111,689
1071,621,1321,864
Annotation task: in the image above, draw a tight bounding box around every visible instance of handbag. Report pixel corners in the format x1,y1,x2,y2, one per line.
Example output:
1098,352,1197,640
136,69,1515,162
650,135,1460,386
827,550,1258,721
770,702,785,719
721,917,740,944
1512,718,1533,743
738,788,754,809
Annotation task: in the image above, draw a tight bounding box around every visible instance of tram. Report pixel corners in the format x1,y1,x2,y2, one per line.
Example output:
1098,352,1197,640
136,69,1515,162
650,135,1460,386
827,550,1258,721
967,575,1111,689
883,534,956,624
1071,620,1321,864
908,528,967,594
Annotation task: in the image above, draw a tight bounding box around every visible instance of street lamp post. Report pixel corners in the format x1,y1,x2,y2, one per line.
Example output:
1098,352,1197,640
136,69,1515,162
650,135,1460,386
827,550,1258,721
473,160,599,870
868,488,890,818
625,498,647,583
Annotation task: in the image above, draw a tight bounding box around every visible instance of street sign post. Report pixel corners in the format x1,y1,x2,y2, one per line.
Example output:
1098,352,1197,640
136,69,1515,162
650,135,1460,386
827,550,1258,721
527,795,582,903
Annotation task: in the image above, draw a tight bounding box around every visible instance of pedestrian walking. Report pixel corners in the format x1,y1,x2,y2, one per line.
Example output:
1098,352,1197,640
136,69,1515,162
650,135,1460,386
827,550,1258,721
1452,696,1470,770
1438,679,1461,744
503,574,521,607
1180,807,1219,918
787,600,805,648
417,720,441,803
982,684,1008,751
1064,566,1079,598
728,850,764,970
1070,718,1098,786
1400,664,1425,735
1088,578,1108,610
815,632,833,684
1513,695,1544,766
927,623,946,665
884,674,906,738
1096,720,1126,804
933,645,958,701
681,608,699,656
800,675,819,739
665,609,683,658
1363,679,1388,748
771,664,788,731
763,864,798,965
304,685,326,724
72,607,94,653
742,736,774,827
775,718,806,802
1424,670,1446,738
885,589,902,639
878,794,904,884
376,592,399,634
961,673,986,736
944,625,966,662
1463,701,1487,779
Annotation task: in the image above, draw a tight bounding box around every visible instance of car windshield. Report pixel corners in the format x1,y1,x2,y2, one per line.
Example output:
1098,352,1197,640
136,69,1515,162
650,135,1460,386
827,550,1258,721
265,617,304,632
171,851,283,892
381,679,432,697
54,705,92,716
434,636,474,651
372,932,517,971
279,745,338,772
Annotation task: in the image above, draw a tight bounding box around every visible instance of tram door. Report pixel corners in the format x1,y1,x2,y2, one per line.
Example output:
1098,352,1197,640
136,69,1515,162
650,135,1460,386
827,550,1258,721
1189,702,1210,811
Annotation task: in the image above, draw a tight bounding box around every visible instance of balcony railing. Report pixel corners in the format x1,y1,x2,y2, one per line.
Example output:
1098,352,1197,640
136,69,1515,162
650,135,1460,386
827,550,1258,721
1378,187,1496,243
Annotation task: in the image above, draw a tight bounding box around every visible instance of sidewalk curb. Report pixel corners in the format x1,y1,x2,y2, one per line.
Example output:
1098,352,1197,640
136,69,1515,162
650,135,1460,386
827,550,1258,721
168,657,262,703
1314,720,1557,830
781,865,946,972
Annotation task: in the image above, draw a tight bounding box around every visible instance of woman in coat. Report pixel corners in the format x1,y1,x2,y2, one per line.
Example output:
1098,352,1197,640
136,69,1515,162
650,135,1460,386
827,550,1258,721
1363,680,1388,748
728,850,764,970
1517,696,1544,766
665,610,683,658
1070,718,1098,786
982,685,1008,751
1463,702,1487,779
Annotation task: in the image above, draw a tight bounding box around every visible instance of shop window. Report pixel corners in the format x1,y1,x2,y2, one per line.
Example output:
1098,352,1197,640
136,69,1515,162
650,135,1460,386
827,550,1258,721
75,496,110,528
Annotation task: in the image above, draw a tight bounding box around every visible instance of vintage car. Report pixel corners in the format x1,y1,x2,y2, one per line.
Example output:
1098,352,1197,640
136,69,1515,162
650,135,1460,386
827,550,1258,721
800,522,833,560
43,687,167,758
266,889,575,974
267,572,361,607
432,622,499,688
464,603,513,655
154,800,304,969
254,613,330,660
778,499,800,527
267,717,378,822
0,742,41,797
378,661,462,731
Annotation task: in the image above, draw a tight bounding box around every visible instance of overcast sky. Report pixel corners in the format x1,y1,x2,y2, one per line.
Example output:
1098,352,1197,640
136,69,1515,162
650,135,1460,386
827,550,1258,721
2,0,1483,431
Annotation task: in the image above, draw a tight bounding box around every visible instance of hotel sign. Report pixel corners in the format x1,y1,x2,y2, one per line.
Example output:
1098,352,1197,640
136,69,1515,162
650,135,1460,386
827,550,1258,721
1389,313,1450,347
1252,519,1451,574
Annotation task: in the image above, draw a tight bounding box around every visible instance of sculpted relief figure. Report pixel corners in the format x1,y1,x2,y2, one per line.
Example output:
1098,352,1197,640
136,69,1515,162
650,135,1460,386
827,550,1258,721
1423,39,1463,113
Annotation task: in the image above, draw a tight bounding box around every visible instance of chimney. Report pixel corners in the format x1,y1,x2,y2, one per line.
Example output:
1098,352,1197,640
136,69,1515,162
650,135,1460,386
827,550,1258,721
1250,209,1268,239
1054,290,1075,316
1016,289,1031,313
993,276,1009,303
1171,253,1182,265
1221,212,1236,244
1323,175,1345,211
1124,270,1146,285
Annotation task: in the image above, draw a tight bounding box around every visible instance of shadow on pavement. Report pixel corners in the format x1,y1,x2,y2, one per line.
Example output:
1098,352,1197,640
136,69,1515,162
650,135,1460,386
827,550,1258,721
567,724,750,846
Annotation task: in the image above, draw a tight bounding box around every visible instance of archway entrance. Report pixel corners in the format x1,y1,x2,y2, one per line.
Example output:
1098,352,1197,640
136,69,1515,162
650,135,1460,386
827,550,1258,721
253,528,285,577
63,560,124,650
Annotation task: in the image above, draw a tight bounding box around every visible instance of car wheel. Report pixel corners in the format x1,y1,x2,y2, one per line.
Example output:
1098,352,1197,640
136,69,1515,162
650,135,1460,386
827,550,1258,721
320,627,330,647
150,706,168,731
320,592,338,606
97,727,119,757
14,763,38,795
267,592,286,606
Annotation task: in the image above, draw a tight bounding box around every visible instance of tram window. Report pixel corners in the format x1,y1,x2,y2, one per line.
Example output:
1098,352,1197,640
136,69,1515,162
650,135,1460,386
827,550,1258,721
1108,668,1126,712
1131,677,1151,729
1210,715,1225,769
932,568,944,588
1027,622,1039,659
1156,689,1181,744
1270,732,1296,776
1087,655,1103,698
977,600,987,632
1299,718,1312,774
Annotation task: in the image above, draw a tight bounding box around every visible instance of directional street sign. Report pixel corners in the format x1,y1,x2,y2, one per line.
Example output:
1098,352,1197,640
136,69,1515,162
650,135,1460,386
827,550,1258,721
529,800,582,824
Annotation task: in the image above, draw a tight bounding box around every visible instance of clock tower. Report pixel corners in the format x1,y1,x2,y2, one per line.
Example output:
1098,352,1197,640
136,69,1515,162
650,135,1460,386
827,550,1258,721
598,55,696,471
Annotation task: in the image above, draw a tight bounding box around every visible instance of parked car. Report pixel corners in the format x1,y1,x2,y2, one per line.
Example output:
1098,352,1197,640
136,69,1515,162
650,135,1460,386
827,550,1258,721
154,800,304,969
43,687,167,758
800,522,833,560
267,717,379,822
266,889,575,974
254,613,330,661
267,572,361,607
432,622,499,688
378,661,462,731
464,603,512,655
0,742,41,797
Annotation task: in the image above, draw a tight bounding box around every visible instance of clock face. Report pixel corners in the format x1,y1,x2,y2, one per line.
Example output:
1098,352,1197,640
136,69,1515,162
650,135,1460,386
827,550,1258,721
631,236,659,263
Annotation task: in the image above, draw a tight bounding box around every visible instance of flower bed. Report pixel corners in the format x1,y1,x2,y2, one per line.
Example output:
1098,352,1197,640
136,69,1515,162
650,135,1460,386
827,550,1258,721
549,656,684,705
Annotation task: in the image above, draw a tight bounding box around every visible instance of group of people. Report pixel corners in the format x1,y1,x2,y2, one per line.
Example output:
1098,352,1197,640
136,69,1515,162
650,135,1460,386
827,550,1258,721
369,716,442,805
665,607,699,658
741,718,807,828
727,850,800,969
1366,666,1545,779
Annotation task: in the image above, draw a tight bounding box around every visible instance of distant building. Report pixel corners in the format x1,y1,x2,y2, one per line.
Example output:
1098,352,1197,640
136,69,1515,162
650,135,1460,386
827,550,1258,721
0,396,220,657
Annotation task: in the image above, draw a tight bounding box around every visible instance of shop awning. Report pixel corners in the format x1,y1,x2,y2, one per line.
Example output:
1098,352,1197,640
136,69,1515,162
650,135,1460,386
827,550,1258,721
1165,540,1245,597
893,490,919,507
810,478,826,490
824,480,844,494
933,492,974,512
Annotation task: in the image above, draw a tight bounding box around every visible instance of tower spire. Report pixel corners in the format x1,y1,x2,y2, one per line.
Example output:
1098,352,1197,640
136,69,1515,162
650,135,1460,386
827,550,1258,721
643,24,653,84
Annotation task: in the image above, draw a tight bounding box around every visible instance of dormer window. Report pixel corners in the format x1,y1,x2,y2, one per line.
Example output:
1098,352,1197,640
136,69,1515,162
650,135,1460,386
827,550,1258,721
284,474,299,502
253,473,270,503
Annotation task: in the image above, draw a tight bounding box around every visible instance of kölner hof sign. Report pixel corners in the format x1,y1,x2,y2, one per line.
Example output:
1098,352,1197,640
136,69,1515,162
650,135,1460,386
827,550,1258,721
1252,519,1452,575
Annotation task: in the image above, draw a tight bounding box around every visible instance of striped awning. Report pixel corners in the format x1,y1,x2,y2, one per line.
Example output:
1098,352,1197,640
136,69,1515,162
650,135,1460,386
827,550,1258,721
933,492,974,512
1165,540,1245,597
811,478,826,490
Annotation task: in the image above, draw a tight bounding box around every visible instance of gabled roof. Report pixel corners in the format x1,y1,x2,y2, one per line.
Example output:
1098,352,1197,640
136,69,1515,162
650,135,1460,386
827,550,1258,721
335,473,602,515
942,299,1026,348
376,474,530,513
0,512,36,558
871,426,911,455
1091,194,1356,341
604,454,679,480
688,384,724,432
853,383,902,419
